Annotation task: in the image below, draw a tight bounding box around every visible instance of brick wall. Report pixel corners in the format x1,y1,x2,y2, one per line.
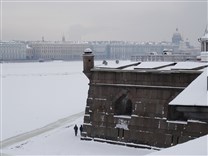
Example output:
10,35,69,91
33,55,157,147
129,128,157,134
82,70,208,148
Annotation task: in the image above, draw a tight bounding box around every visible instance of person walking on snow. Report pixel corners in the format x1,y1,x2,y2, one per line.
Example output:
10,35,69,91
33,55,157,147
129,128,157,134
79,125,83,135
74,124,78,136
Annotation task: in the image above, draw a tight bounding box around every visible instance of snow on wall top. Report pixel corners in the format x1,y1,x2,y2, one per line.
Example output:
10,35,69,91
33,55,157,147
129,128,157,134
95,61,208,71
158,62,207,70
170,62,208,70
124,62,174,70
95,60,132,69
84,48,92,53
169,68,208,106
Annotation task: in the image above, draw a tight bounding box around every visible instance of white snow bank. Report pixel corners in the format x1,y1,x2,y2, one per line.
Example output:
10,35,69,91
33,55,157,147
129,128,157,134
169,68,208,106
148,135,208,155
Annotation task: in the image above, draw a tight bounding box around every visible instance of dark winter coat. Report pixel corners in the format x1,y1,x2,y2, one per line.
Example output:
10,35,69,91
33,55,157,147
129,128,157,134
74,125,78,132
79,125,83,132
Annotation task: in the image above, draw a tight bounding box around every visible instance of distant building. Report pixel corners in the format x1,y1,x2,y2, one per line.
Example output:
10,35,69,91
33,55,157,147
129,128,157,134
81,49,208,148
26,44,33,59
198,26,208,62
0,41,27,61
89,42,108,60
0,29,200,61
28,40,179,61
131,29,200,62
107,41,179,60
28,41,89,60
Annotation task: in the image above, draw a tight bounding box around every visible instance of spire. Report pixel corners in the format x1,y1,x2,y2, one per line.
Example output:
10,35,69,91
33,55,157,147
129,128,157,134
204,25,208,35
62,35,66,42
42,36,44,42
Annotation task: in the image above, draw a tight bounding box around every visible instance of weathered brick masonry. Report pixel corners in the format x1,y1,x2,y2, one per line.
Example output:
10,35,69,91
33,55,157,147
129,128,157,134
82,50,208,148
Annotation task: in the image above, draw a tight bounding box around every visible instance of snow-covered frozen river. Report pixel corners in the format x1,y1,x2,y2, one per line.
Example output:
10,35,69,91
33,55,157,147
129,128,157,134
1,61,89,140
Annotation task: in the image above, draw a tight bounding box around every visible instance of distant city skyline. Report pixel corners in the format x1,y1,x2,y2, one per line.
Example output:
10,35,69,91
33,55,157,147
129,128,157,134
1,0,207,46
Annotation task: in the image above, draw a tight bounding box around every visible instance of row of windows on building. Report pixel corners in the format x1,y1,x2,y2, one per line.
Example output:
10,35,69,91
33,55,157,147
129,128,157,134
0,41,194,61
0,42,26,60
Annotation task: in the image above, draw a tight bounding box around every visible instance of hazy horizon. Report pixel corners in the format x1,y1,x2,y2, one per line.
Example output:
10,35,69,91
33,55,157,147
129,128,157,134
1,0,208,46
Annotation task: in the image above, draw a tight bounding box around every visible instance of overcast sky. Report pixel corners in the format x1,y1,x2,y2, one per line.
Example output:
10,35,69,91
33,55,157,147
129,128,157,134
1,0,207,46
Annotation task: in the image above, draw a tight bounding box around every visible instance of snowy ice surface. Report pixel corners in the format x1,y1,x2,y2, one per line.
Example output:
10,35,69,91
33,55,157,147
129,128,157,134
1,61,89,140
169,68,208,106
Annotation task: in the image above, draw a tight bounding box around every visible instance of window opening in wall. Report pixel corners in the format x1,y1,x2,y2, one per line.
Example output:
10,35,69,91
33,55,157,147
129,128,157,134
117,128,119,138
122,129,124,138
177,136,179,144
117,128,125,138
114,94,132,116
171,135,174,145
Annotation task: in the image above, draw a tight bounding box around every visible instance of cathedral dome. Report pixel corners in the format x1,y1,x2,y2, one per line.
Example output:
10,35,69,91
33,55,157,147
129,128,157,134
172,28,183,45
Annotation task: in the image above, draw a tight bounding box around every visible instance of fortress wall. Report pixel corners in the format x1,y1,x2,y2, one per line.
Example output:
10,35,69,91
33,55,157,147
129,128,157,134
82,70,208,148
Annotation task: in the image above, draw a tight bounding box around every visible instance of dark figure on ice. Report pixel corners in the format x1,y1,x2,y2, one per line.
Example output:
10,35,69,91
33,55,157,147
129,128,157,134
79,125,83,135
74,124,78,136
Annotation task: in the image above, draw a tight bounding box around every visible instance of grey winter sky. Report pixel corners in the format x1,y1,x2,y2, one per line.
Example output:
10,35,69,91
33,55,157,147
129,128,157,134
1,0,208,46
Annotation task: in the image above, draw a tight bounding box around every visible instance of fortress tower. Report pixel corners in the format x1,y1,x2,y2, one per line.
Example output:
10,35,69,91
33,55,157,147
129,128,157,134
83,48,94,79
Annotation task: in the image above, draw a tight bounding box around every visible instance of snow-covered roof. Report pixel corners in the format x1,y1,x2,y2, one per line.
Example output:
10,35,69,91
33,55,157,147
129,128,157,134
169,68,208,106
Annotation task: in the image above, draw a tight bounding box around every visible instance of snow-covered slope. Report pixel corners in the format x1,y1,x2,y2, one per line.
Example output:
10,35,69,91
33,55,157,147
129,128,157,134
148,135,208,155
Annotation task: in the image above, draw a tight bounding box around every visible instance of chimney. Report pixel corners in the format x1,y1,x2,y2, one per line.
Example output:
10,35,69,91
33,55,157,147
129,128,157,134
83,48,94,79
